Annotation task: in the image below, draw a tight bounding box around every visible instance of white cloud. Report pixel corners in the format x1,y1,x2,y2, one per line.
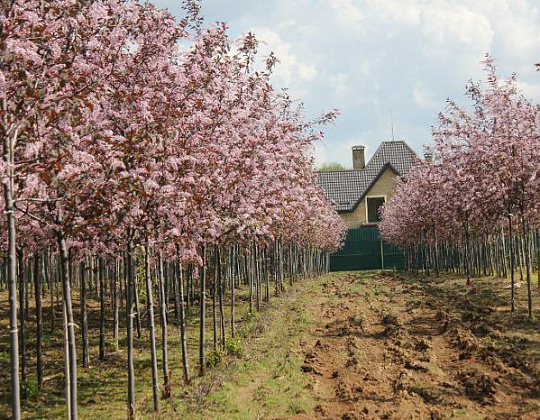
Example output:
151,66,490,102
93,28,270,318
367,0,423,25
517,80,540,103
153,0,540,165
325,0,364,24
313,143,328,167
250,27,317,85
420,2,494,60
412,82,438,108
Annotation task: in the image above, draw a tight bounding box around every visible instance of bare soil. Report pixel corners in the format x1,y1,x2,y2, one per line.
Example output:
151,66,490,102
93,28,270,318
292,272,540,420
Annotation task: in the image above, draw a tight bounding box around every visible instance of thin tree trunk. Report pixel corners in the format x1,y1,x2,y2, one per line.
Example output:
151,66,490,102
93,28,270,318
113,258,119,351
464,223,471,285
157,250,170,397
126,240,136,419
57,225,78,420
44,252,54,333
34,254,43,389
264,248,270,303
248,245,253,315
98,257,105,361
144,244,159,412
80,260,89,368
522,216,533,321
217,247,225,349
17,247,26,383
255,244,261,312
212,247,218,350
200,244,206,376
63,302,72,420
176,247,190,384
509,216,516,314
173,262,179,320
134,269,142,339
536,228,540,287
231,246,237,338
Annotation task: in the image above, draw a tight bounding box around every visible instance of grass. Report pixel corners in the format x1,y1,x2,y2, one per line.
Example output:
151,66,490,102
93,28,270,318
0,273,331,419
187,276,325,420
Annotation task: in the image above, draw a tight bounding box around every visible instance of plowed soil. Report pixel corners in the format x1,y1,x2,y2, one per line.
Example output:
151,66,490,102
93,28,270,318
292,272,540,420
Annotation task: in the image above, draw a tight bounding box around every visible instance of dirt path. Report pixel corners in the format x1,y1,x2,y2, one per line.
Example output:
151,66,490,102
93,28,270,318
292,272,540,420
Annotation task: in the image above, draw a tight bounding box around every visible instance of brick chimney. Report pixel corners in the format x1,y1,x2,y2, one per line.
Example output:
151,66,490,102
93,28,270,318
352,146,365,170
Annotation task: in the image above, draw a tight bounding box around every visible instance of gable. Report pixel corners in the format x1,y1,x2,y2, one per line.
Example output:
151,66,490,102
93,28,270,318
316,140,418,212
346,164,398,213
363,165,398,199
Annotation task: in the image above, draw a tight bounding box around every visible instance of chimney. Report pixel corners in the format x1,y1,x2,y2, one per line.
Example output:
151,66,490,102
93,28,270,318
424,152,433,163
352,145,365,170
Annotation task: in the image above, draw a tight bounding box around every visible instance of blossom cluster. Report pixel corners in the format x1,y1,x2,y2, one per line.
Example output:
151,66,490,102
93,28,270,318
1,0,346,260
380,57,540,249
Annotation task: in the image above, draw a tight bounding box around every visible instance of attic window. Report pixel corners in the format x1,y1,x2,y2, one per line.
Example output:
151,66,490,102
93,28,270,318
366,196,385,223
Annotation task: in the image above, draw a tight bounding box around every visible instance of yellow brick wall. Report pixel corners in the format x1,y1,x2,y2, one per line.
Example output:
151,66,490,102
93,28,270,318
339,167,398,228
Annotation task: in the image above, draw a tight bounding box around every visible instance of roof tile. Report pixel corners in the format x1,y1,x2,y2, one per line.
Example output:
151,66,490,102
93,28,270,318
317,140,418,212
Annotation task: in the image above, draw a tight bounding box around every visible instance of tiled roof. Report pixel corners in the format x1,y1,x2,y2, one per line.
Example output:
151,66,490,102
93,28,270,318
317,140,419,212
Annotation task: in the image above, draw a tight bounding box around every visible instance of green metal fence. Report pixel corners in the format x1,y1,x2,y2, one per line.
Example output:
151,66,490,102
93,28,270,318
330,226,404,271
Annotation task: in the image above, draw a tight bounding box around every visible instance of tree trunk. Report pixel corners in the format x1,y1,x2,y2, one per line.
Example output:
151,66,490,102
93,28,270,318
212,248,218,350
248,246,253,315
464,223,471,285
536,228,540,287
157,250,170,397
217,247,225,349
57,226,78,420
133,269,142,339
522,216,533,321
98,257,106,361
63,302,72,420
144,244,159,412
126,241,136,419
509,216,516,314
255,244,261,312
113,258,119,351
17,247,26,383
199,244,206,376
231,246,237,338
80,260,89,368
34,254,43,389
176,247,190,384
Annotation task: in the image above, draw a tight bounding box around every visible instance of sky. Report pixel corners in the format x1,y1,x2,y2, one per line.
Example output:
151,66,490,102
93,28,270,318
152,0,540,168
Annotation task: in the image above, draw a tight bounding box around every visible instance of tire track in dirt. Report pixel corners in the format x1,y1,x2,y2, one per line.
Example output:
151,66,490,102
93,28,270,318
292,273,540,420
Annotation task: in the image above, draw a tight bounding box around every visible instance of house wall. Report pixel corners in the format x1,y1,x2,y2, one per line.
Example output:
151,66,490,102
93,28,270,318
339,167,398,228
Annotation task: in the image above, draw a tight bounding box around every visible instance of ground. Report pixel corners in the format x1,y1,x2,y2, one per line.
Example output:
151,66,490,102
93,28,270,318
292,272,540,420
1,271,540,419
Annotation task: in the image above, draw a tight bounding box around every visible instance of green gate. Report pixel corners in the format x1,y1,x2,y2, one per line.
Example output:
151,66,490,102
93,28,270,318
330,226,404,272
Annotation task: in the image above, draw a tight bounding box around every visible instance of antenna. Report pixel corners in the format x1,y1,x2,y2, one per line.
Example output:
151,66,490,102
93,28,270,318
391,109,395,142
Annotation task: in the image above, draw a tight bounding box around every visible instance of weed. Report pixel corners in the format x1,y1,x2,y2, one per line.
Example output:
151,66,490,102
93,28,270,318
21,378,39,399
225,338,242,357
0,351,10,362
206,348,224,368
381,310,400,327
288,401,304,414
381,310,401,336
348,314,365,330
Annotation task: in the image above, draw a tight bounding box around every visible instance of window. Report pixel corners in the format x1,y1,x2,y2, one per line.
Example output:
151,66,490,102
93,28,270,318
366,196,385,223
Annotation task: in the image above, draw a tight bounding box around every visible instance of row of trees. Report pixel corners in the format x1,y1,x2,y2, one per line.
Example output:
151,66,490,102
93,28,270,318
380,56,540,320
0,1,346,419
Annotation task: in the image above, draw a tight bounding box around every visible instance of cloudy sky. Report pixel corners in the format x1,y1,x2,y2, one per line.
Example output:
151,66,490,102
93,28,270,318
153,0,540,168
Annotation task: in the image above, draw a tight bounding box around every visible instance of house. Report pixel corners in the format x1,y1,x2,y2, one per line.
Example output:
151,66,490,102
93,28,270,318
317,140,419,229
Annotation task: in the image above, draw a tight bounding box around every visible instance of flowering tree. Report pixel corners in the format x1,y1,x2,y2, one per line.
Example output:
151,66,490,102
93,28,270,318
380,56,540,319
